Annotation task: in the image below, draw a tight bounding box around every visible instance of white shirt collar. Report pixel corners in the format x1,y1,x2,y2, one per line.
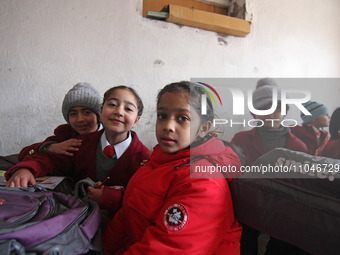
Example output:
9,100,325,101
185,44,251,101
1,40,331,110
100,131,132,159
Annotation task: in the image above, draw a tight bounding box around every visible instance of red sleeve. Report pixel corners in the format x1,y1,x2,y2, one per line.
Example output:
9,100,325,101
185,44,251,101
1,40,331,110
18,124,77,161
103,208,127,254
99,186,123,215
5,152,74,180
104,175,240,255
18,139,57,162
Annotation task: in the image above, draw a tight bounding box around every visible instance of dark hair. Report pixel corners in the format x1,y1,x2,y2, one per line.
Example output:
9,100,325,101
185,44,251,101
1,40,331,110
329,107,340,139
103,85,144,116
156,81,214,124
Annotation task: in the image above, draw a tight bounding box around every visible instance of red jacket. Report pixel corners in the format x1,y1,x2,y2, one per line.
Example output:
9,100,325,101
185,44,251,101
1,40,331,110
290,124,329,155
231,128,308,166
6,130,151,215
320,139,340,159
18,124,80,161
103,137,242,255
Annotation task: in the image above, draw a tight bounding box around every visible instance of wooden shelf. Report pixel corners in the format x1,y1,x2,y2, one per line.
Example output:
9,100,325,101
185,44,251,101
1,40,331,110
143,0,227,18
166,4,250,37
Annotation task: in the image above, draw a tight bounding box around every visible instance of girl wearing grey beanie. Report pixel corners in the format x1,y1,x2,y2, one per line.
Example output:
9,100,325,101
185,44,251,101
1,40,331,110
18,82,102,160
62,82,102,126
232,78,309,255
8,85,151,224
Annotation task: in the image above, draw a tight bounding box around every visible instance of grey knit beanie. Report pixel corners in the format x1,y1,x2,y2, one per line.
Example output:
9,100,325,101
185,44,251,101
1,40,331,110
62,82,102,123
252,78,281,110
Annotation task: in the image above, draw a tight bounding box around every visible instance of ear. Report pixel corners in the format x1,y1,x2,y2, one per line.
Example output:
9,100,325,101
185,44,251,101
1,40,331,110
131,116,141,129
198,121,212,138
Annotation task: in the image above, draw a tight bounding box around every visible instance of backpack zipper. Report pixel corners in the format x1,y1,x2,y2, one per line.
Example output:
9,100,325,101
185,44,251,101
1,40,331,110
9,195,48,225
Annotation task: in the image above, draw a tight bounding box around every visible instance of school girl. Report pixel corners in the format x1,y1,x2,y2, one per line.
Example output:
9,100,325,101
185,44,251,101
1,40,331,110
321,107,340,159
18,82,102,160
291,100,330,155
6,85,151,215
231,80,309,255
103,81,242,254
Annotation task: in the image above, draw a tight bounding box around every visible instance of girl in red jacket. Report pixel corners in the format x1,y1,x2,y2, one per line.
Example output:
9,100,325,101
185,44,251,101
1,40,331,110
321,107,340,159
103,81,242,255
6,85,151,215
291,100,330,155
18,82,102,160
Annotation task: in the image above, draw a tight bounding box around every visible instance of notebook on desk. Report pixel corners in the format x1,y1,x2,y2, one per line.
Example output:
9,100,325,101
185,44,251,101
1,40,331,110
53,177,74,195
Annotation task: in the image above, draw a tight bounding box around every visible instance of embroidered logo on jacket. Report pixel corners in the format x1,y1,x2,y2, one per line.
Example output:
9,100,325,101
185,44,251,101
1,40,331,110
164,203,188,231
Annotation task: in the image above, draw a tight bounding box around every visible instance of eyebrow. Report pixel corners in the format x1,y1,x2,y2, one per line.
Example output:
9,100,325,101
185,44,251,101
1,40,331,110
107,97,137,109
157,106,190,113
69,107,92,112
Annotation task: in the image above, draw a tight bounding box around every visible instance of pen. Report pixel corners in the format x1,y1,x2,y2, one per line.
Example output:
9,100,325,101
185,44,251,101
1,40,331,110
97,176,110,189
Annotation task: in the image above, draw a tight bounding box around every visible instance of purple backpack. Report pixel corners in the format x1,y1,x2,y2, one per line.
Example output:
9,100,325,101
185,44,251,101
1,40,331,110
0,187,101,255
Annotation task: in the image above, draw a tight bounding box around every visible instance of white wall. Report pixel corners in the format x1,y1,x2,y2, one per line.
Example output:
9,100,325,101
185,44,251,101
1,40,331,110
1,0,340,155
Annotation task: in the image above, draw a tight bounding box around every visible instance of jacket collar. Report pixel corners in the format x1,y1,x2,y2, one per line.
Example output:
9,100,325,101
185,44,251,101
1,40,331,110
150,137,227,169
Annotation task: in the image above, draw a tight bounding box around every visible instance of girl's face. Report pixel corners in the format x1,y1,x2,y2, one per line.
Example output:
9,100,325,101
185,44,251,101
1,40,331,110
310,114,330,129
156,91,202,154
254,106,284,129
101,89,140,143
68,106,98,135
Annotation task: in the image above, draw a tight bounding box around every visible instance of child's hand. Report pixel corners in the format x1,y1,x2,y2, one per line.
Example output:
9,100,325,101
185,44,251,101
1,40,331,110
140,159,149,166
87,182,104,203
48,139,82,156
6,168,36,188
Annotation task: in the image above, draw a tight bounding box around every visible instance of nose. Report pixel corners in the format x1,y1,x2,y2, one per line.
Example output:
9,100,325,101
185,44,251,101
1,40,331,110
163,118,175,132
76,112,85,122
114,105,124,116
267,108,281,119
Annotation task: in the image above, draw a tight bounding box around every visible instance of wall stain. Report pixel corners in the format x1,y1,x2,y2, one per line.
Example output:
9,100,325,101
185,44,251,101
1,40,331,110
218,37,228,46
153,59,164,66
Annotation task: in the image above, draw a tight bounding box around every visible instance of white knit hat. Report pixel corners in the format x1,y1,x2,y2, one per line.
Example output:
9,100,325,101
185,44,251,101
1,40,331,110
62,82,101,123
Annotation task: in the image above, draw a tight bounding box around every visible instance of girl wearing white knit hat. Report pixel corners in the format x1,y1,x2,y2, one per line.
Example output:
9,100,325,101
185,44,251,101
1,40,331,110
18,82,102,160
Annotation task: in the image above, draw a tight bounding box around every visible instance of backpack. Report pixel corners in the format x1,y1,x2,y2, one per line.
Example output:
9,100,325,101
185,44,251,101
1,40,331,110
229,148,340,255
0,187,101,255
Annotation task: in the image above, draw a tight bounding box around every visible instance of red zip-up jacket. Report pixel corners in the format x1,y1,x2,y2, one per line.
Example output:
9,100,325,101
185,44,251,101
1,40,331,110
232,127,308,166
291,124,329,155
320,138,340,159
103,137,242,255
6,130,151,215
